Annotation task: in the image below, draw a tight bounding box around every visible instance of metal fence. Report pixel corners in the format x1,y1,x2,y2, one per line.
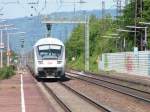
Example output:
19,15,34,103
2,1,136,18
99,51,150,77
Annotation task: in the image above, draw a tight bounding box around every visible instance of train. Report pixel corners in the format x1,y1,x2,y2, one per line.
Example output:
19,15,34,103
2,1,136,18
27,37,66,79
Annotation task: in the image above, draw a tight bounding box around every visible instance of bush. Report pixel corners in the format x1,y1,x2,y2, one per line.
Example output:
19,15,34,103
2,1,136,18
0,66,15,80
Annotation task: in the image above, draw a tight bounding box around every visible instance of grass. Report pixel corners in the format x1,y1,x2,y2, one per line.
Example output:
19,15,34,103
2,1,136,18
0,66,16,80
66,54,99,73
67,56,84,70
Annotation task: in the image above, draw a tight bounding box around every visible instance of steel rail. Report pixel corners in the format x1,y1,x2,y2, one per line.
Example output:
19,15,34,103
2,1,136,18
27,66,72,112
42,83,72,112
28,67,110,111
66,72,150,103
69,71,150,94
59,82,111,112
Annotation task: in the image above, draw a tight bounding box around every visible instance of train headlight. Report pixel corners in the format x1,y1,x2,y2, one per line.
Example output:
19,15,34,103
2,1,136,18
57,60,62,64
38,60,43,64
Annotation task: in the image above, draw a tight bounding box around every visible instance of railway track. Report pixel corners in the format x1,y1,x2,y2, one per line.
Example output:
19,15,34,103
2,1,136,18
42,82,72,112
27,67,150,111
42,82,112,112
27,67,112,112
66,71,150,103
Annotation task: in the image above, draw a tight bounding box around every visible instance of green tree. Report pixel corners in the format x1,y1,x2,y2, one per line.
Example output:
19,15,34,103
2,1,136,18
65,15,115,72
120,0,150,50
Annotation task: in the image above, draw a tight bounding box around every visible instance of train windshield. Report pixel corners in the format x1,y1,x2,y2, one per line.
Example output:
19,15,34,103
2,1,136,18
37,44,62,59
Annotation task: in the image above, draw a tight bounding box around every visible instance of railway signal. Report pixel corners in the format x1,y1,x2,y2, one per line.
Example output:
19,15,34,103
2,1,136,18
43,17,89,71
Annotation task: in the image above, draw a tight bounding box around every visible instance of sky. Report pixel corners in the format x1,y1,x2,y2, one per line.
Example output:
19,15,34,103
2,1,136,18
0,0,126,19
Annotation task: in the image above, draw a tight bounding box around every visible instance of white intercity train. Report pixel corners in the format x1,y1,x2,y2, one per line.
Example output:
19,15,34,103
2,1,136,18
28,37,65,79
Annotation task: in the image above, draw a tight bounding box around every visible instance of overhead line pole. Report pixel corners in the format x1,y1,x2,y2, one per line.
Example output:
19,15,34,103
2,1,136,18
7,31,26,66
42,18,90,71
85,16,89,71
6,27,17,66
117,28,139,51
7,28,9,66
0,30,3,68
126,26,148,50
0,24,14,67
101,0,105,31
134,0,137,47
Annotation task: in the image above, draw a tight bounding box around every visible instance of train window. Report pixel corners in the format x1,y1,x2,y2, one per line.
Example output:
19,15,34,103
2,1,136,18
39,45,49,50
50,45,61,50
37,44,63,59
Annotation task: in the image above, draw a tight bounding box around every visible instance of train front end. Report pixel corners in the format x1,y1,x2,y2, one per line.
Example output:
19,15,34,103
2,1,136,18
34,38,65,78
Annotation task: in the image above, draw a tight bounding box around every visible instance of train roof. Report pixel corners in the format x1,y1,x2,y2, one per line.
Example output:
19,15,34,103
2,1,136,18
34,37,64,47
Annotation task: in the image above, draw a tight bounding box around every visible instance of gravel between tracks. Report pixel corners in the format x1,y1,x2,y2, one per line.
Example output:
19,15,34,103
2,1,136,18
89,71,150,87
70,70,150,93
70,70,150,85
64,78,150,112
46,82,103,112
